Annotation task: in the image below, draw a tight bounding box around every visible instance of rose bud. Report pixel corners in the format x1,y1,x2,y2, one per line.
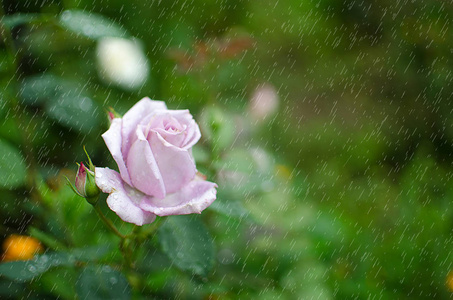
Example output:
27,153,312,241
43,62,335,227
108,111,115,123
75,162,100,205
107,107,122,124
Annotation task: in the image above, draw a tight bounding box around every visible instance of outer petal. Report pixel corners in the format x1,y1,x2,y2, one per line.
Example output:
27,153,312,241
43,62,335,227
101,118,132,186
122,97,167,158
95,167,156,226
127,128,166,198
139,176,217,216
148,130,196,195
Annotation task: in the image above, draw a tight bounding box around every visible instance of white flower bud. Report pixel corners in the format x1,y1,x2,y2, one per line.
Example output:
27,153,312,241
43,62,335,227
96,37,149,90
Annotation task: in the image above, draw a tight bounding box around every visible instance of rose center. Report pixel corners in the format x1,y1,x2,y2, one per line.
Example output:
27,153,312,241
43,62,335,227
162,118,184,133
165,124,179,132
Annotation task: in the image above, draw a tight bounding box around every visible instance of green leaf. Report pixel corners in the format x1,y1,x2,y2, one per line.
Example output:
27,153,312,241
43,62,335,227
0,140,27,189
75,266,131,300
38,267,78,300
200,106,235,150
59,10,128,39
0,280,23,297
72,245,113,261
45,90,99,133
19,74,61,105
28,227,67,251
19,75,100,133
208,192,250,220
0,252,74,282
0,246,112,282
158,215,215,277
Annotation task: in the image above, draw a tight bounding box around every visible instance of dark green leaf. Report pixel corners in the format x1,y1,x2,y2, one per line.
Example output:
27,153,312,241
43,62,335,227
59,10,128,39
0,140,27,189
19,74,100,132
0,279,23,297
75,266,131,300
0,246,112,282
72,245,113,261
38,267,78,300
158,215,215,277
28,227,67,251
0,253,74,282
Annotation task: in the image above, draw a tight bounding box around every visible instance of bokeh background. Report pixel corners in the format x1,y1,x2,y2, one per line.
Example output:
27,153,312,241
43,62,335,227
1,0,453,298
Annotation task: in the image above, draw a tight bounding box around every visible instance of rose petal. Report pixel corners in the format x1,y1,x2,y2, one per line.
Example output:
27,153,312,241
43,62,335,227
164,110,201,148
153,128,186,148
122,97,167,158
139,176,217,216
101,118,132,185
95,167,156,226
148,130,196,195
126,127,166,198
181,119,201,149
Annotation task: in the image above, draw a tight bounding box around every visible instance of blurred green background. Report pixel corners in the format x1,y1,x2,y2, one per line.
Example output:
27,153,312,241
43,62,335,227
1,0,453,298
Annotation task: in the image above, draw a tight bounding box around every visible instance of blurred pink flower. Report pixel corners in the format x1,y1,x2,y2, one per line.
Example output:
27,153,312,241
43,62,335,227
95,98,217,225
249,84,279,122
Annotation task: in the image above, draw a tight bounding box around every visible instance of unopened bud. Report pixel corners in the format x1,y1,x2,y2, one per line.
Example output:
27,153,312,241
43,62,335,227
108,111,115,123
107,107,122,123
75,162,100,205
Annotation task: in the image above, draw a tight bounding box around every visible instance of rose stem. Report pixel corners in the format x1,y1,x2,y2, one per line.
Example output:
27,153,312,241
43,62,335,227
93,204,126,239
92,204,139,272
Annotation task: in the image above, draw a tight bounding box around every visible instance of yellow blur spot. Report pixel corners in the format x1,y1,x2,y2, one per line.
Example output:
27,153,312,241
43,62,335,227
447,271,453,292
1,235,43,262
275,164,293,180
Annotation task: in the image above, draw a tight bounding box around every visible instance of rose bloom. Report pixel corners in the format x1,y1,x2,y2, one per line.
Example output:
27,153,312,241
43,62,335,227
95,98,217,225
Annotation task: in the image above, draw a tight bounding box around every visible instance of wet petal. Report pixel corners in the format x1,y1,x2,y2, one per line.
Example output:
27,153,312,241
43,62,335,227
101,118,132,185
122,97,167,158
148,130,196,195
95,167,156,226
126,127,166,198
139,176,217,216
181,119,201,149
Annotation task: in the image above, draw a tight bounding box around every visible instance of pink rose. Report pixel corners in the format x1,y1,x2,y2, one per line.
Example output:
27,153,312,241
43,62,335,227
95,98,217,225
